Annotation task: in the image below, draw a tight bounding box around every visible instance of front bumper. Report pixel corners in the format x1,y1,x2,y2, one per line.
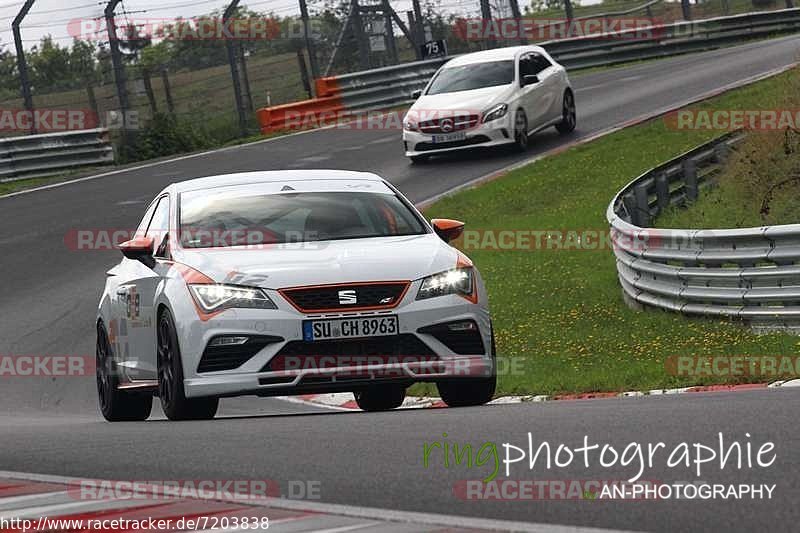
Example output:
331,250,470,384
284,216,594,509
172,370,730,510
178,285,492,399
403,120,515,157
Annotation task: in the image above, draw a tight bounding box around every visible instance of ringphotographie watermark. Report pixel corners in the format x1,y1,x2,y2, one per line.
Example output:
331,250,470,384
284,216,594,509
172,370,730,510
423,432,776,484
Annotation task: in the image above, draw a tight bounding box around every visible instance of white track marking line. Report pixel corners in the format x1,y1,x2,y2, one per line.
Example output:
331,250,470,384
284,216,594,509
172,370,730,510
304,522,382,533
0,491,68,506
0,470,641,533
0,498,128,520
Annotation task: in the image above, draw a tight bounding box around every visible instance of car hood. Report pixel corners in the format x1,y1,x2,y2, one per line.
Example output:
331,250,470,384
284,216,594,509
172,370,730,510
173,234,460,289
409,85,514,115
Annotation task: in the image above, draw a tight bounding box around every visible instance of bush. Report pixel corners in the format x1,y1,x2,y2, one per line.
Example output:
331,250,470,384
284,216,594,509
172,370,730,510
123,112,211,162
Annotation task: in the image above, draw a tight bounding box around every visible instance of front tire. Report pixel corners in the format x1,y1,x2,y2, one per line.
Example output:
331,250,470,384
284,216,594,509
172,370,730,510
157,310,218,421
409,154,428,164
96,323,152,422
437,328,497,408
555,90,576,134
354,385,406,411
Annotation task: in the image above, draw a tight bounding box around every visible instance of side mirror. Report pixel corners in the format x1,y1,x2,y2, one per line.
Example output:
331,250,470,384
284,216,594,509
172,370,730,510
411,89,423,99
431,219,465,243
522,75,539,87
119,236,155,268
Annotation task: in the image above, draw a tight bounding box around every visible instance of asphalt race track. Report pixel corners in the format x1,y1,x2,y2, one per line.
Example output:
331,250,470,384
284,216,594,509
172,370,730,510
2,36,800,532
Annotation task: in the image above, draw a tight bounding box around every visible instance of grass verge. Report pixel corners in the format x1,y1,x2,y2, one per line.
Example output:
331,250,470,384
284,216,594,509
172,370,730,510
414,68,800,397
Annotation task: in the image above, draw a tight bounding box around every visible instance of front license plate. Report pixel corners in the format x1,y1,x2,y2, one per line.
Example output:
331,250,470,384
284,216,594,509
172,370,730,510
431,132,466,144
303,316,399,341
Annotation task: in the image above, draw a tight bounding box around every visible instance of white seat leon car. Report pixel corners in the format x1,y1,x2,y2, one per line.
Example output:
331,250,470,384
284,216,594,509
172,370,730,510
402,45,576,162
96,170,495,421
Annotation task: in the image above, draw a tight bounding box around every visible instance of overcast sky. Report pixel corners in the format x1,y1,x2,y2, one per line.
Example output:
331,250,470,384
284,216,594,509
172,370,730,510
0,0,490,51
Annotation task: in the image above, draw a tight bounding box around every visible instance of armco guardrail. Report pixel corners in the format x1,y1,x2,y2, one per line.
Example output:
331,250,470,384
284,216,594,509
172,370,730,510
607,131,800,327
257,8,800,133
0,129,114,182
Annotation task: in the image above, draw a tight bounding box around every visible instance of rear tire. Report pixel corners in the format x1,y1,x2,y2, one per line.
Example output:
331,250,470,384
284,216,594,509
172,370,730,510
555,90,576,134
354,385,406,411
157,310,218,421
96,323,152,422
437,328,497,408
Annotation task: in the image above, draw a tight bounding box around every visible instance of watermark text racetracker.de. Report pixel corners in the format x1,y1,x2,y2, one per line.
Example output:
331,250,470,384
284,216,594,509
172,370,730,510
664,109,800,131
451,17,665,42
0,516,271,532
0,355,93,377
69,17,322,42
69,478,321,502
0,109,140,132
667,355,800,378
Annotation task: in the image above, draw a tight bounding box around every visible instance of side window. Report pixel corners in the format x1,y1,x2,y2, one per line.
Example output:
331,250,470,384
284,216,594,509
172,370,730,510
530,53,552,74
146,196,170,257
135,201,158,238
519,55,536,79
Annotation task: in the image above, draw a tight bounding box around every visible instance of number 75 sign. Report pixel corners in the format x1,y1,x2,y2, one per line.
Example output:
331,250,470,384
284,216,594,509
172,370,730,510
421,39,448,59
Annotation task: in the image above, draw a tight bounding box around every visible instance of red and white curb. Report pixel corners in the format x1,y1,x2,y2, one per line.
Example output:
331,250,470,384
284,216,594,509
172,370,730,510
282,379,800,411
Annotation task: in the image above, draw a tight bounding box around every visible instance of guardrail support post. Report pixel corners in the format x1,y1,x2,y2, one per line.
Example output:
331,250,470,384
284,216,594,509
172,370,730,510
680,0,692,21
633,183,652,227
298,0,320,80
479,0,495,49
683,159,698,201
655,172,670,213
509,0,527,45
224,0,249,137
161,69,175,114
105,0,131,154
714,143,730,164
12,0,37,135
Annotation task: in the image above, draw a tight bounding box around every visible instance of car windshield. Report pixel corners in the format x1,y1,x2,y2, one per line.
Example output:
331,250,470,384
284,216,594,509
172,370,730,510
179,188,427,248
426,61,514,95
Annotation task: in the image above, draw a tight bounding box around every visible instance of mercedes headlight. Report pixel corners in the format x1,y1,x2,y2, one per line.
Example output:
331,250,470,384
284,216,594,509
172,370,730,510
416,268,474,300
404,118,419,131
482,103,508,123
189,284,277,313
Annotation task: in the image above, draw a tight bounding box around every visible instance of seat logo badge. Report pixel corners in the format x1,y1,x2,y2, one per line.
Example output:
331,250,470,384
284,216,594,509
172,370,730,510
440,119,454,132
379,297,394,304
338,290,357,305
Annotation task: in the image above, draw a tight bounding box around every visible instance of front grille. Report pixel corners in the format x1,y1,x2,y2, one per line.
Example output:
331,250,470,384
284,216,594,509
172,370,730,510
419,114,480,134
418,321,485,355
415,135,490,152
261,334,437,372
198,335,283,373
279,282,409,312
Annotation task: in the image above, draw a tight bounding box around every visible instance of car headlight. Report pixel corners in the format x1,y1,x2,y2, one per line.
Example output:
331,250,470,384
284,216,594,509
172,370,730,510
482,103,508,123
404,119,419,132
189,284,277,313
416,268,474,301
